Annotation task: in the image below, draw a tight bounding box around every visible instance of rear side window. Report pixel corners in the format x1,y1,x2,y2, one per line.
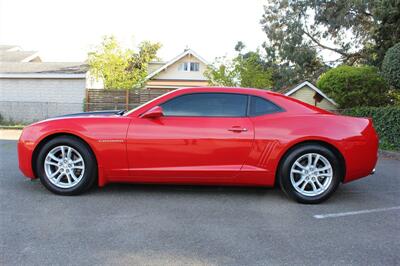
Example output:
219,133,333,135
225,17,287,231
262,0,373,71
249,96,282,116
161,93,248,117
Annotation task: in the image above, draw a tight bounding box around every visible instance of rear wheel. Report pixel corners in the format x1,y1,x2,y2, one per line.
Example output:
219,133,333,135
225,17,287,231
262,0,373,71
279,144,341,204
36,136,97,195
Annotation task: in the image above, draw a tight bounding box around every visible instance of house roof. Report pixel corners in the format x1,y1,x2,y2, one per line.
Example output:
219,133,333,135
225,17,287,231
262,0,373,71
0,50,41,62
284,81,338,106
147,61,166,74
145,49,208,80
0,62,88,78
0,45,20,52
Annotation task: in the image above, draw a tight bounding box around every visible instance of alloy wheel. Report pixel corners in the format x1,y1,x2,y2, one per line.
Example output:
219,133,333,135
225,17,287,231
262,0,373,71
44,145,85,189
289,153,333,197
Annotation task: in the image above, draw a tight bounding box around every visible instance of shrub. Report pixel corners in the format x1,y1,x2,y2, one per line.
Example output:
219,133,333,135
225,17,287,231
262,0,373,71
340,106,400,151
317,65,389,108
382,43,400,90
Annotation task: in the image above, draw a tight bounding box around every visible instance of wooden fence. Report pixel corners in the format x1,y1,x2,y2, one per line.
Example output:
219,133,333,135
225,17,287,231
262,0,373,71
85,88,172,111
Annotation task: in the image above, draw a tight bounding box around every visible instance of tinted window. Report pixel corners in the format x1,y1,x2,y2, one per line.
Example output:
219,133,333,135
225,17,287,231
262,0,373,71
249,96,282,116
161,93,248,117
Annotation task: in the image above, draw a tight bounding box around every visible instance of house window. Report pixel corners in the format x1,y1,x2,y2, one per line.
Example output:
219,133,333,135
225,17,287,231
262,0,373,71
178,62,200,72
190,62,199,71
178,62,188,71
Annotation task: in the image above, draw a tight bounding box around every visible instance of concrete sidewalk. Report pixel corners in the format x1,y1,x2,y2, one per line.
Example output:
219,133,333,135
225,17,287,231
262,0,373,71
0,129,22,140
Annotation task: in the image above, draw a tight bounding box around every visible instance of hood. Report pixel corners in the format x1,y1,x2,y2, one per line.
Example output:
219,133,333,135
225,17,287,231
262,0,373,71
53,110,125,118
26,110,127,128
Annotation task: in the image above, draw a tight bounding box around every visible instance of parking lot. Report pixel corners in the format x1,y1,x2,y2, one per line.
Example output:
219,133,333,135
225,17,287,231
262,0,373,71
1,138,399,265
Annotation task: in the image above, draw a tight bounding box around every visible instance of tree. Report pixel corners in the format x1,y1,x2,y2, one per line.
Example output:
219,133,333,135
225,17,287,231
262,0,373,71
267,54,328,90
205,47,273,89
382,43,400,90
317,65,389,108
261,0,400,69
204,56,238,87
88,36,161,89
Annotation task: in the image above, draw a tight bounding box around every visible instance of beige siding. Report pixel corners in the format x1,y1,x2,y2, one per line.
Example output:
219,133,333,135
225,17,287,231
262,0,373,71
153,54,207,80
289,85,336,110
146,80,208,87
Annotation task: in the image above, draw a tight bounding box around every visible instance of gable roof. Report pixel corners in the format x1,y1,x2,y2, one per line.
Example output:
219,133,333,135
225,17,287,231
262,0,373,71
0,62,87,78
0,45,20,52
145,49,208,80
147,61,166,73
0,50,40,62
284,81,338,106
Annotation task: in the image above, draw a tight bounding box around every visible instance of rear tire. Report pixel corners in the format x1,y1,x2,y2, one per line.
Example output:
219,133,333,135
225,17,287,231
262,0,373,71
279,144,341,204
36,135,97,195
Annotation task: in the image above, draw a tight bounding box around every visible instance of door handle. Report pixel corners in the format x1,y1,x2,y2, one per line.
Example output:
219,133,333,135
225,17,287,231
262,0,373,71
228,127,248,132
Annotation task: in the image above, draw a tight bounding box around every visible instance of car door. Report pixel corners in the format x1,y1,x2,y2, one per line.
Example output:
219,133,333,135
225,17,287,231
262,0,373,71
126,92,255,182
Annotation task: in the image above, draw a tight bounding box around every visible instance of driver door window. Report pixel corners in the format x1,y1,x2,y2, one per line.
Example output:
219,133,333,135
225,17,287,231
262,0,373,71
161,93,248,117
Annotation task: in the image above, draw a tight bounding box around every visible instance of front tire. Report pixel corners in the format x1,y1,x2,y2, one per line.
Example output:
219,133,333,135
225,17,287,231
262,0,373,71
36,135,97,195
279,144,342,204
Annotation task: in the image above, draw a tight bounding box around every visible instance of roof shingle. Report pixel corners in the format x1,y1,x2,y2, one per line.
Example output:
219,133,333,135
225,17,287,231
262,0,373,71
0,62,88,74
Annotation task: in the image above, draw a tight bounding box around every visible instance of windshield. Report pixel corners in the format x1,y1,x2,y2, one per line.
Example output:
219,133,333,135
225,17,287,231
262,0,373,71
123,89,177,116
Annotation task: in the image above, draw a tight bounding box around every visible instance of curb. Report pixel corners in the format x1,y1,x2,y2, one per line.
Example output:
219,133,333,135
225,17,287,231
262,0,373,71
379,149,400,160
0,126,24,130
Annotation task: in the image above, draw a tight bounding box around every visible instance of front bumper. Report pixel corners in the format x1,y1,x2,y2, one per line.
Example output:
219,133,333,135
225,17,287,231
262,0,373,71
18,134,36,179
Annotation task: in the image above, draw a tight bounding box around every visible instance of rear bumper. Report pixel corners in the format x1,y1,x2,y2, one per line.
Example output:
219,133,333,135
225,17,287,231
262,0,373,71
342,128,379,183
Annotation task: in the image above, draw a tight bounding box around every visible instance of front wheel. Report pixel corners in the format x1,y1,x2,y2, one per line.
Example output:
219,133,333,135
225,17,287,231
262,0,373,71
36,135,97,195
279,144,342,204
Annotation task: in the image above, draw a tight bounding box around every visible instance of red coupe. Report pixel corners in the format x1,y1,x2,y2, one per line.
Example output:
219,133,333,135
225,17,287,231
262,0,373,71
18,87,378,203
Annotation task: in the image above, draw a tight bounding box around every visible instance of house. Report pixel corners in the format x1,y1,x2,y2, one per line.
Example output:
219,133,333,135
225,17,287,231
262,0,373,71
0,45,88,123
283,81,338,110
144,48,209,91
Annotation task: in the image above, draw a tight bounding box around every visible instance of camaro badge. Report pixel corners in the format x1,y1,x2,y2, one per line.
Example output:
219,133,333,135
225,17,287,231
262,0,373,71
98,139,124,143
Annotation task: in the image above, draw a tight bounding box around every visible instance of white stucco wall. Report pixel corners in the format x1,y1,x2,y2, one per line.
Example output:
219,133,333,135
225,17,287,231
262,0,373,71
154,54,207,80
0,78,86,123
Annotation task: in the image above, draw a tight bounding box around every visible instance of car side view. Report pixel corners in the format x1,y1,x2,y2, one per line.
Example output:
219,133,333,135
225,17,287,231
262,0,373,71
18,87,378,203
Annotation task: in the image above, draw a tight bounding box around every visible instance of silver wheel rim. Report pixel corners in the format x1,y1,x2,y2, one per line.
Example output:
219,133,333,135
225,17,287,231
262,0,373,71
44,145,85,189
290,153,333,197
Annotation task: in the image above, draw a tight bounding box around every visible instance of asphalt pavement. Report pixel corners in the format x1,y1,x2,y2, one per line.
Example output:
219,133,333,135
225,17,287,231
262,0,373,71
1,139,399,265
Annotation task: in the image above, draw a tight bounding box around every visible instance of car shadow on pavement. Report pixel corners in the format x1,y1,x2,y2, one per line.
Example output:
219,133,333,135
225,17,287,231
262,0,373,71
89,182,278,197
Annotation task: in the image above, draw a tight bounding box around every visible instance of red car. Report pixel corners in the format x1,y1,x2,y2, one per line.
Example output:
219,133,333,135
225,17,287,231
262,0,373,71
18,87,378,203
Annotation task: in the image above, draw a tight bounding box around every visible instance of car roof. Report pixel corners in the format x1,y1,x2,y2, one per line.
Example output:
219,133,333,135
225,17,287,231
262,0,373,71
126,86,331,117
173,87,331,115
175,86,275,95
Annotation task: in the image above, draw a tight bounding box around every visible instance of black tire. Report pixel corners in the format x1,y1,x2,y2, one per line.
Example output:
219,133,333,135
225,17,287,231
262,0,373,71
36,135,97,195
279,144,342,204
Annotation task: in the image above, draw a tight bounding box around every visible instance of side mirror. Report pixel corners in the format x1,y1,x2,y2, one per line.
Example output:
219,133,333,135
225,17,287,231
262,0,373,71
141,106,164,119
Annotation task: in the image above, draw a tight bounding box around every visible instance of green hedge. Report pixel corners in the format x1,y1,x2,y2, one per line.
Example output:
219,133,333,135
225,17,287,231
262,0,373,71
317,65,389,108
382,43,400,90
340,106,400,151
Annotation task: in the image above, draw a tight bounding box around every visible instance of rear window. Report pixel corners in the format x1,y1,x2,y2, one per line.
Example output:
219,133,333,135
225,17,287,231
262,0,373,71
249,96,283,116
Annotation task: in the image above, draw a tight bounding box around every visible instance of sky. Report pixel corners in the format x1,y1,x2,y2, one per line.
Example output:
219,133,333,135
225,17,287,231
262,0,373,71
0,0,268,63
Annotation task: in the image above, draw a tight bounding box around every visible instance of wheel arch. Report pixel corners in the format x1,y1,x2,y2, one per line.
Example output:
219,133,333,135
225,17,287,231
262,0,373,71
31,133,99,179
276,140,346,183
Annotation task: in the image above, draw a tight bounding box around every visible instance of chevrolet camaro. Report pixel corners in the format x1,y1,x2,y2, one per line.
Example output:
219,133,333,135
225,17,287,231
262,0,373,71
18,87,378,203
